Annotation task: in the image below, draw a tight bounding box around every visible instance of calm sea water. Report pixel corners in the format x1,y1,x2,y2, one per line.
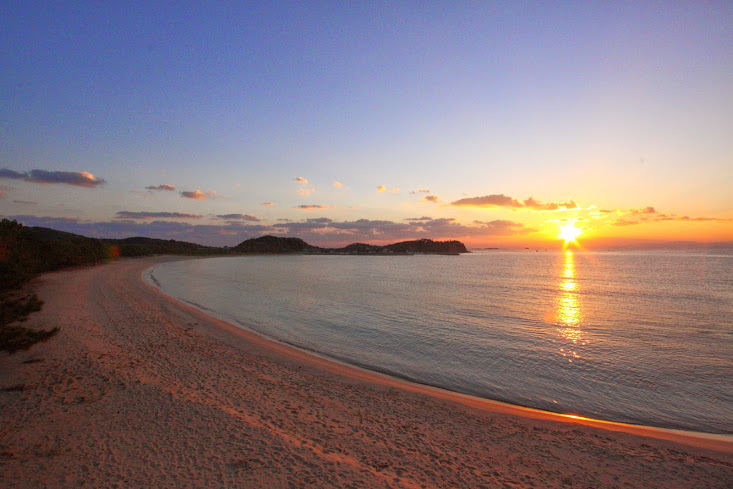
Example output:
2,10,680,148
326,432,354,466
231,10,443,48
147,250,733,434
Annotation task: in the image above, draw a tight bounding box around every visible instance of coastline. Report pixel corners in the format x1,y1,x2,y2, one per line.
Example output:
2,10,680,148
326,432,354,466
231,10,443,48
144,259,732,445
1,256,731,488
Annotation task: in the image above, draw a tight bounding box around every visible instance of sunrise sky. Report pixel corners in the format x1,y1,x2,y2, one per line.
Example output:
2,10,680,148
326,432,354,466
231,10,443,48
2,2,731,248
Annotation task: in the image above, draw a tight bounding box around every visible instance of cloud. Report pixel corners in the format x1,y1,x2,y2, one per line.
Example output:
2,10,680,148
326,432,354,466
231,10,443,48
609,206,732,226
423,195,440,203
297,187,316,196
294,177,308,184
522,197,578,211
180,190,207,200
146,184,176,191
377,185,386,193
12,200,38,205
32,170,106,187
216,214,262,222
450,194,578,211
179,189,219,200
332,181,342,188
116,211,202,219
629,206,657,215
410,188,431,194
260,201,274,206
0,168,106,187
451,194,522,208
390,187,400,193
297,205,329,210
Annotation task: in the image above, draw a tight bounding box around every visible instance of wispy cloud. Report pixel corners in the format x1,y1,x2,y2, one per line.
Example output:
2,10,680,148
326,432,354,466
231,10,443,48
260,201,274,206
297,187,316,196
377,185,386,193
116,211,202,219
294,177,308,184
610,207,732,227
451,194,520,207
0,168,106,187
450,194,578,211
423,195,440,203
216,214,262,222
333,181,342,188
410,188,430,194
297,205,329,210
377,185,399,193
629,206,657,215
146,184,175,191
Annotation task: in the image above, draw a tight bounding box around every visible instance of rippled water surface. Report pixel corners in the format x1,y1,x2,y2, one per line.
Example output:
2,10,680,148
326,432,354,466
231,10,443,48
148,250,733,433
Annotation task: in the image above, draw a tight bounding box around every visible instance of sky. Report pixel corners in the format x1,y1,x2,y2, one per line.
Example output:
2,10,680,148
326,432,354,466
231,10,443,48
1,2,732,248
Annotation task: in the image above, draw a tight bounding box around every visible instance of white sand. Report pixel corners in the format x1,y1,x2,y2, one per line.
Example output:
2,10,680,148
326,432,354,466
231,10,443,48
1,256,731,488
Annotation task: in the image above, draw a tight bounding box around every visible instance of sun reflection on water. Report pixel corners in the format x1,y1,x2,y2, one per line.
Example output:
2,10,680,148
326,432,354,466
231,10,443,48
556,251,586,361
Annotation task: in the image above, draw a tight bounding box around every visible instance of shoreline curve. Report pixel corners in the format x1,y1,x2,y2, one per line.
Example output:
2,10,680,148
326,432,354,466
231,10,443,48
143,257,733,452
2,255,731,488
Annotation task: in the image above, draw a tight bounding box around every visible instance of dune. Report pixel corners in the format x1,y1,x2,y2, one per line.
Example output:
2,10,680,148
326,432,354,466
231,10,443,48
0,256,731,488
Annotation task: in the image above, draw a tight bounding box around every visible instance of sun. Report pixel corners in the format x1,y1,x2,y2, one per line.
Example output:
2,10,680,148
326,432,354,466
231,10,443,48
558,222,582,244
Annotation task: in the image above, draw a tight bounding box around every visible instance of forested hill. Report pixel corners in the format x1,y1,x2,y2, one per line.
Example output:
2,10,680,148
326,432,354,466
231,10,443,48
234,235,468,254
382,238,467,254
1,220,107,290
102,236,223,257
234,235,316,253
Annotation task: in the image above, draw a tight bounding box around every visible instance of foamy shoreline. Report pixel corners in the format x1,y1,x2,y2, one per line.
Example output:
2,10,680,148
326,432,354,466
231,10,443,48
1,256,731,488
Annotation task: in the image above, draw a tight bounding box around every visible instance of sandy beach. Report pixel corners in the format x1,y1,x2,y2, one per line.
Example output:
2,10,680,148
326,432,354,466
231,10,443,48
1,257,731,488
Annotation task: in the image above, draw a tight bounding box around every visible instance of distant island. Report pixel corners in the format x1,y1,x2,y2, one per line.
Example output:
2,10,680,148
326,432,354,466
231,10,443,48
234,235,468,255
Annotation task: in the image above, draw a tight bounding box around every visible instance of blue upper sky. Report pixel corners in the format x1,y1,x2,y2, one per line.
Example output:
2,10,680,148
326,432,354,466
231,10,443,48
1,2,732,247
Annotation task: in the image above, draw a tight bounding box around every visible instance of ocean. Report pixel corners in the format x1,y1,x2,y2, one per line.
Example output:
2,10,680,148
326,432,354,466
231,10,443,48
146,250,733,434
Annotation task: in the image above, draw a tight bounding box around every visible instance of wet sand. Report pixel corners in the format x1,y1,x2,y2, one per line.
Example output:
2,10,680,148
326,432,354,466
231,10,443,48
1,256,731,488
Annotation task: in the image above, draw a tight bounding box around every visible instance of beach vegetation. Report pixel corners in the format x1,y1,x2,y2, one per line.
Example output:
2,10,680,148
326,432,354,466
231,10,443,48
0,293,57,353
0,218,104,352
